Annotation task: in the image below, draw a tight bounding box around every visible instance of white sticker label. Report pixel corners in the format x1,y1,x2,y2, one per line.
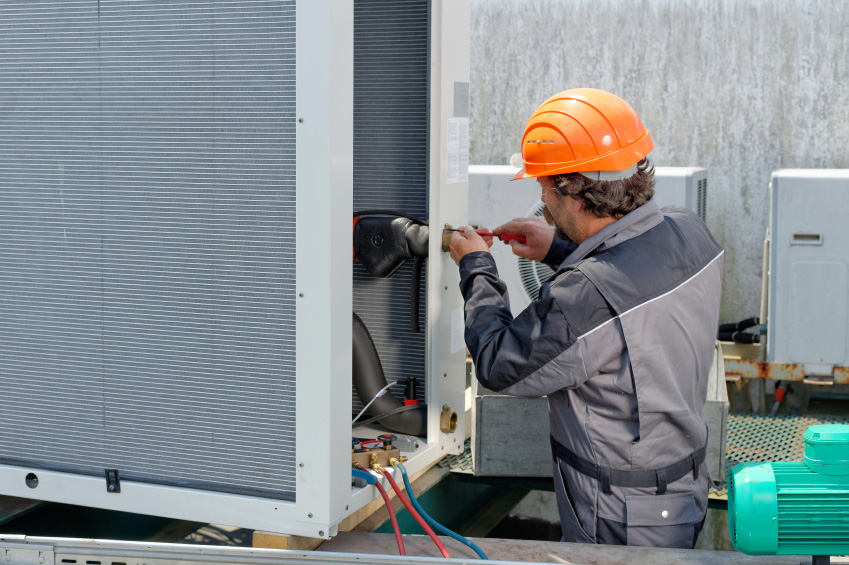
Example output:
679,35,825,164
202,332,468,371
446,118,469,184
450,307,465,354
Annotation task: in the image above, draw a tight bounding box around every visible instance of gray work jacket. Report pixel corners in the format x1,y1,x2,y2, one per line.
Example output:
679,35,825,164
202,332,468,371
458,200,723,547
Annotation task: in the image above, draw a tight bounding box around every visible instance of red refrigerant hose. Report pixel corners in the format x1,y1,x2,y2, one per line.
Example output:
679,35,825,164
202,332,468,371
357,465,406,556
380,468,451,558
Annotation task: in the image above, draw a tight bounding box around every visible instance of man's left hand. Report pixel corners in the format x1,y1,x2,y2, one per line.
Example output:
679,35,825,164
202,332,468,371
449,226,492,265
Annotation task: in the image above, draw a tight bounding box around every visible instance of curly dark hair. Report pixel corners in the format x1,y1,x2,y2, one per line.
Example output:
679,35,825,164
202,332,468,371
551,158,655,218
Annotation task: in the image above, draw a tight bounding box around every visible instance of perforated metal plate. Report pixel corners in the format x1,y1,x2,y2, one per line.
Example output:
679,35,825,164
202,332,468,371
725,413,849,468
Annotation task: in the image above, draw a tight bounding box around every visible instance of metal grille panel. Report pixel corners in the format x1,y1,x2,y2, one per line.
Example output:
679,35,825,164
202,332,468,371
352,0,429,412
0,0,297,500
726,413,849,468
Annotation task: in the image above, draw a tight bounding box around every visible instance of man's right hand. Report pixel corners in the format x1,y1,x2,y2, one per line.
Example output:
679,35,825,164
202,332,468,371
493,216,555,261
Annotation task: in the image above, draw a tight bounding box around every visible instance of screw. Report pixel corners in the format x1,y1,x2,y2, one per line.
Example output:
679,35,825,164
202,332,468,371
444,286,448,290
298,117,304,123
319,530,325,537
299,462,304,467
299,293,304,298
308,513,313,518
109,485,115,491
443,372,447,378
345,505,349,510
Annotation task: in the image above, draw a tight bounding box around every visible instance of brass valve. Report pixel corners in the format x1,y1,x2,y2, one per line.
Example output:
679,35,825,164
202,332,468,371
441,224,454,253
441,223,480,252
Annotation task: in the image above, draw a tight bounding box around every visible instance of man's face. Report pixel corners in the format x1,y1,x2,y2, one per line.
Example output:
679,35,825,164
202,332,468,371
539,176,577,242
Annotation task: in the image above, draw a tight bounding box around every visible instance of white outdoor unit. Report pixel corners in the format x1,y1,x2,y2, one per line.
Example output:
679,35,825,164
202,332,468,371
0,0,470,538
768,170,849,376
468,165,707,315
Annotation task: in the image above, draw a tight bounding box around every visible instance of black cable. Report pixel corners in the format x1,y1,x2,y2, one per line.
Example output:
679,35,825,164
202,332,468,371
411,256,424,333
354,209,428,226
352,403,426,427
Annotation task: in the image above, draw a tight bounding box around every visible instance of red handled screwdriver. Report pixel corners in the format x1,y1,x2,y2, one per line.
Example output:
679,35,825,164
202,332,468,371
445,228,527,244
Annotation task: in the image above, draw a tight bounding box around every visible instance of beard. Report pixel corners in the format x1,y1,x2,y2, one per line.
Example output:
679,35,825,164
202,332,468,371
543,204,573,242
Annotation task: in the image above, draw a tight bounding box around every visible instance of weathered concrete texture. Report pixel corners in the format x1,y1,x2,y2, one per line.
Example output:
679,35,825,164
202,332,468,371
470,0,849,322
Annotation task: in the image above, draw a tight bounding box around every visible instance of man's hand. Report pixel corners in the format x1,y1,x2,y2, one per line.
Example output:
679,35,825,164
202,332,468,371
449,226,493,265
493,216,555,261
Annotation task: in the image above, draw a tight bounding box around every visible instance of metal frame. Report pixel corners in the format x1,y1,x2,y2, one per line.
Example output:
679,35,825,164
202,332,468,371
0,0,471,538
0,536,537,565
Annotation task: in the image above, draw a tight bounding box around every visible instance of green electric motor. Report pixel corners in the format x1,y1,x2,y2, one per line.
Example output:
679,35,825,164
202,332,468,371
728,424,849,555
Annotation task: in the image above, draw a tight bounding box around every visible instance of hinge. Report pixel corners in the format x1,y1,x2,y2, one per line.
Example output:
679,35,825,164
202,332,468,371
105,469,121,493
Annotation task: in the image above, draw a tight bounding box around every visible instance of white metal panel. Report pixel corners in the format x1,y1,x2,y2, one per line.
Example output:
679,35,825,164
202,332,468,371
295,0,353,538
427,0,471,455
768,169,849,373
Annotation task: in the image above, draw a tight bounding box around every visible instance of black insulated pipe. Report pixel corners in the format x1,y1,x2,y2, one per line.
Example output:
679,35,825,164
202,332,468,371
718,331,760,344
718,317,759,333
352,312,426,437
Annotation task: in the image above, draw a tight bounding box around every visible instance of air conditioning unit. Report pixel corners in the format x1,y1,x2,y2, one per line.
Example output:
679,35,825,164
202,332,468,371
469,165,707,315
0,0,470,538
767,170,849,377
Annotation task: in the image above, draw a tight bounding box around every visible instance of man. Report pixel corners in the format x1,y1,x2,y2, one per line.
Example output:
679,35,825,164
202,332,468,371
449,88,723,548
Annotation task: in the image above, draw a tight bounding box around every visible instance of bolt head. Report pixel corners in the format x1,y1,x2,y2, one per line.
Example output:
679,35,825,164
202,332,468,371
319,530,324,537
308,513,313,518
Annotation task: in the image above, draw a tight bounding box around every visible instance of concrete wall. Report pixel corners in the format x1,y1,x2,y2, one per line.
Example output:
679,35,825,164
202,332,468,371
470,0,849,322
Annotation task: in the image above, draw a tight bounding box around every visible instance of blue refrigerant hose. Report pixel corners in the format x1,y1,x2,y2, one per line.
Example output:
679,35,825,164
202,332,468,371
352,468,377,484
395,462,488,560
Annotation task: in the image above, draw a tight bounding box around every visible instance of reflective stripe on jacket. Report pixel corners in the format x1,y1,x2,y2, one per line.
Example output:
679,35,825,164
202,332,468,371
458,199,723,547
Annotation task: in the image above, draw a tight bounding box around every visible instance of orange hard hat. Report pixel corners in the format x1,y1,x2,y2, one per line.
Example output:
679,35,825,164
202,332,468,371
511,88,653,181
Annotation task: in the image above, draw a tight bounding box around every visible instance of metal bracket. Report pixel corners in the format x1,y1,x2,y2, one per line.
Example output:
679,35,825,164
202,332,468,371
0,543,54,565
104,469,120,493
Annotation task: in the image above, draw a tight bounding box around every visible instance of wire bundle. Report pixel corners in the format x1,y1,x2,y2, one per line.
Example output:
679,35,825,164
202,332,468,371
354,466,406,555
352,463,488,560
395,462,488,560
